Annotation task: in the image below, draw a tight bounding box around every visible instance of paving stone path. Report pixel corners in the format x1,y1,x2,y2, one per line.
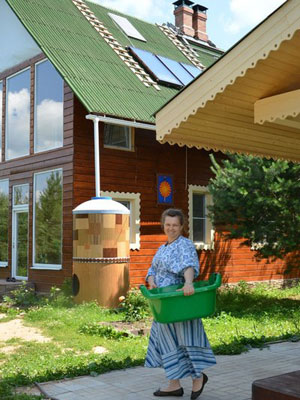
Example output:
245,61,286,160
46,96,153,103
28,341,300,400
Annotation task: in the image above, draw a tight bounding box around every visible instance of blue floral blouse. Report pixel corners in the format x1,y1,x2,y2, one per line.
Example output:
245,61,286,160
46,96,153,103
146,236,199,288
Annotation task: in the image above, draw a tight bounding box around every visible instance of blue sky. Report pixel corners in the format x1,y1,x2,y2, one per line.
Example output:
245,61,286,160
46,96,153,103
90,0,286,50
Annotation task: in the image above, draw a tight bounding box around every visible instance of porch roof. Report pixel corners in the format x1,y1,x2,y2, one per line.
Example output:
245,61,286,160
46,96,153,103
156,0,300,162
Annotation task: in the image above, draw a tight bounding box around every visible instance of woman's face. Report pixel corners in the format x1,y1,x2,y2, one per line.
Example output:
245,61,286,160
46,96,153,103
163,215,183,242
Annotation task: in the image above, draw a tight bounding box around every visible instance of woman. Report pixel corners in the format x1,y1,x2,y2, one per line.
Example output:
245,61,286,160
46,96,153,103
145,208,216,399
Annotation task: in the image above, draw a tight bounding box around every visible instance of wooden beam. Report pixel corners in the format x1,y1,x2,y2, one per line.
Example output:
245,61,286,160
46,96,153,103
254,88,300,126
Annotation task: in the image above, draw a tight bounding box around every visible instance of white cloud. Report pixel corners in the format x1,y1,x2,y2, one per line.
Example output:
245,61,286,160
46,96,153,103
225,0,285,34
6,88,30,159
35,99,63,152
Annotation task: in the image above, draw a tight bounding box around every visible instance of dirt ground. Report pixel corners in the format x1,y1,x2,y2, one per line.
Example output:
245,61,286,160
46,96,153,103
0,314,108,356
0,315,51,353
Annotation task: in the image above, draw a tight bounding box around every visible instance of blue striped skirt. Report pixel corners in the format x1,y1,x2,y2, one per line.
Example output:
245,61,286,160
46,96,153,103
145,319,216,379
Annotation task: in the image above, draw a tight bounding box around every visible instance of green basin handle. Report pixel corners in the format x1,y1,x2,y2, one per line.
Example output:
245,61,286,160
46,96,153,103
139,284,149,297
211,272,222,288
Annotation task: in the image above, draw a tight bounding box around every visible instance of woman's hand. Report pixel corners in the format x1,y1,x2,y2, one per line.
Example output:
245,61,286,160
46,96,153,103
177,282,195,296
148,276,157,290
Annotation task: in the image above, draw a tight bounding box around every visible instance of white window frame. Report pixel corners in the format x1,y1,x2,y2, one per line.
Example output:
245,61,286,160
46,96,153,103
0,178,9,267
32,168,63,270
5,67,31,160
34,58,64,154
101,190,141,250
103,124,135,152
188,184,214,250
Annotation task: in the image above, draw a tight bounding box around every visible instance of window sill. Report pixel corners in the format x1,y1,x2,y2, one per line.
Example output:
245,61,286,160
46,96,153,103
103,144,134,152
31,264,62,271
194,242,214,251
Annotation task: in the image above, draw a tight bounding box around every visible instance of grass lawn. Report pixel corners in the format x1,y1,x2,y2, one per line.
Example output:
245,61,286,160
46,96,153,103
0,281,299,399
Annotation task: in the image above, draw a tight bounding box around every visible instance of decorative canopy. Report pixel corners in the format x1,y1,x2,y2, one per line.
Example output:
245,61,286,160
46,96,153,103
156,0,300,162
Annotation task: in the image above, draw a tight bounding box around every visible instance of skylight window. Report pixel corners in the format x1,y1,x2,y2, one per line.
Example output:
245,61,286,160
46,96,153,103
109,13,146,42
180,62,202,78
129,47,202,88
130,47,182,87
157,55,194,85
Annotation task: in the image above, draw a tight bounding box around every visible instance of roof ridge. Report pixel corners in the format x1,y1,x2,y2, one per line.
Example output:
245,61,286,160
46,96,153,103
157,24,204,69
72,0,161,91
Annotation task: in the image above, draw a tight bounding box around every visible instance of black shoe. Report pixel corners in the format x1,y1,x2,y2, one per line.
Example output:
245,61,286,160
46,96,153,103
191,373,208,400
153,387,184,397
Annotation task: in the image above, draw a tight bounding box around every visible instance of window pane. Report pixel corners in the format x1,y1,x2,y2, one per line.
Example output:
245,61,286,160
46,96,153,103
130,47,182,87
0,180,9,262
193,193,205,218
16,212,28,277
193,218,205,242
6,69,30,160
34,170,62,265
0,81,2,162
104,124,130,149
35,60,63,152
13,184,29,206
156,55,194,85
109,13,146,42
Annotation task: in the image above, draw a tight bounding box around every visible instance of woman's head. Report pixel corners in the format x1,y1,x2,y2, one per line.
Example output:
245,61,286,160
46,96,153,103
161,208,185,227
161,209,185,242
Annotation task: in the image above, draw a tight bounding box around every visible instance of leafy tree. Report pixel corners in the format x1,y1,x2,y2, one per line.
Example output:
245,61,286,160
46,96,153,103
208,154,300,262
35,171,62,264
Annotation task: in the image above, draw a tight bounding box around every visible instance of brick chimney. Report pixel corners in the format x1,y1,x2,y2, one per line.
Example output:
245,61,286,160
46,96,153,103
192,4,208,41
173,0,195,37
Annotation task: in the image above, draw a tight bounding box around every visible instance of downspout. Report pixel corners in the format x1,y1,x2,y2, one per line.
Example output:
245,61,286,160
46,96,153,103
86,115,101,197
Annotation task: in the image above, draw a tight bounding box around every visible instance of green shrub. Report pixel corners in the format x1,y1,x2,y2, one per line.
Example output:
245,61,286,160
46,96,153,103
119,288,150,322
3,282,38,308
44,279,73,308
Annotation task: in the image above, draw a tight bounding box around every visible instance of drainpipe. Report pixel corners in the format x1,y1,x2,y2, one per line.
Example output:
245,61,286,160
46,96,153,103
86,115,101,198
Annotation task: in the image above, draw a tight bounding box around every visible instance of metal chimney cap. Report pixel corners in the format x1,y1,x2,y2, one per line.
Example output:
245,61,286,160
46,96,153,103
193,4,208,13
173,0,194,9
73,197,130,215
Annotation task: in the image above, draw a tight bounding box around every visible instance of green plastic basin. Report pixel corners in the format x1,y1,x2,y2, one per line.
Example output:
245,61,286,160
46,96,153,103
140,273,222,324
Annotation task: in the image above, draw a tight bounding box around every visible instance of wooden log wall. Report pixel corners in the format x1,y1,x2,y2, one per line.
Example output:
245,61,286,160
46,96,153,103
73,99,300,286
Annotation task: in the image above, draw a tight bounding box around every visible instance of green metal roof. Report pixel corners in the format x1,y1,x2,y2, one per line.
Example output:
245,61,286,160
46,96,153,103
7,0,221,123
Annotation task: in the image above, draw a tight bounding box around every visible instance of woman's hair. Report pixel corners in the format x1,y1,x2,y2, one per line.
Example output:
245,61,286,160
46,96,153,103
161,208,185,227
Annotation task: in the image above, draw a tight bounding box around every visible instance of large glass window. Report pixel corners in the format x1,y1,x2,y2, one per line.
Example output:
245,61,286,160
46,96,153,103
0,179,9,266
6,69,30,160
35,60,63,153
33,169,63,268
0,81,3,162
